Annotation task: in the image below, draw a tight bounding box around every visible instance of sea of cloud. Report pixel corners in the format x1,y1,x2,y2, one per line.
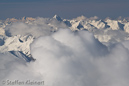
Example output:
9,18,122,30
0,28,129,86
4,18,68,38
4,22,52,38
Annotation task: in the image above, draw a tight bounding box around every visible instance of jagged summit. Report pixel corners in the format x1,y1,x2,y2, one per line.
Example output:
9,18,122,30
22,16,27,21
22,16,35,21
5,18,18,23
53,15,62,21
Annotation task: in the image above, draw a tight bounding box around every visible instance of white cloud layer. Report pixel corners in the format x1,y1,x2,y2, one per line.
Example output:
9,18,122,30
5,22,52,38
0,29,129,86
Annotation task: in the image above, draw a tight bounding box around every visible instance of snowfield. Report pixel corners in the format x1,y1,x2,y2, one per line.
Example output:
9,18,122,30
0,15,129,86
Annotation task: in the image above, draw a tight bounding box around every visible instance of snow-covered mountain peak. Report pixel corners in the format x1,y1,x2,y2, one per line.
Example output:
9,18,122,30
22,16,27,21
53,14,62,21
0,35,33,57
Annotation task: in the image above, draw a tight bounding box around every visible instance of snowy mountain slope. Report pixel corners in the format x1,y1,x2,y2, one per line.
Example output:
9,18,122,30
0,35,33,58
1,15,129,61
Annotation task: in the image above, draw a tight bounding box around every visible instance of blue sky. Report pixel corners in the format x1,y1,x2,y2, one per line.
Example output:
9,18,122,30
0,0,129,19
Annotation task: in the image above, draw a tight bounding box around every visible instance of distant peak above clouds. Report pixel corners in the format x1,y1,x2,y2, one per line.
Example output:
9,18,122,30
4,16,35,23
53,14,62,21
1,15,129,43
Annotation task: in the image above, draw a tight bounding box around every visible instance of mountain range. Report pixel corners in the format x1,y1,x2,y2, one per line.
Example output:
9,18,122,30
0,15,129,61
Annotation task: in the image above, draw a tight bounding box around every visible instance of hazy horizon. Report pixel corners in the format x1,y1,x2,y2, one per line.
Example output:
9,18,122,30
0,0,129,20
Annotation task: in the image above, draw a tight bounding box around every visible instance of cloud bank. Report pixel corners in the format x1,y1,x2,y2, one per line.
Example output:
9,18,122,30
30,29,129,86
1,29,129,86
4,18,68,38
5,22,52,38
